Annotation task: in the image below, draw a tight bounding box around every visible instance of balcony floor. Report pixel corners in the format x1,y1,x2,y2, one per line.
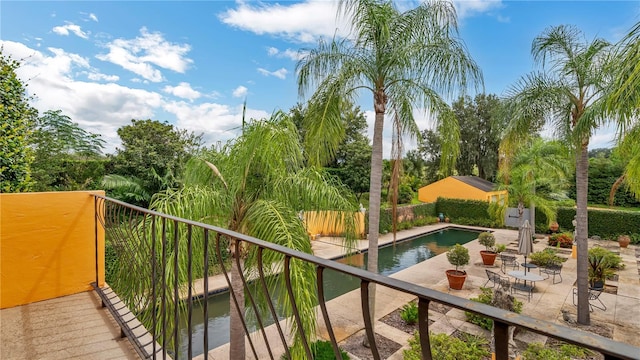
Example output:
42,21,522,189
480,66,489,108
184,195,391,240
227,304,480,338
1,291,140,360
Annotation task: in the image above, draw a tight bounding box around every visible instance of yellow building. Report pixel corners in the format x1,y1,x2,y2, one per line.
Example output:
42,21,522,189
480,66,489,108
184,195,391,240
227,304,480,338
418,176,507,204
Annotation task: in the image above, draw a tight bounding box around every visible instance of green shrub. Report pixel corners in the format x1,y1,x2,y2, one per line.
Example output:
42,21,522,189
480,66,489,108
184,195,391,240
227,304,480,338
398,183,415,204
588,246,624,286
281,340,350,360
454,217,497,228
465,288,494,330
537,206,640,239
446,244,470,271
403,332,489,360
478,232,496,251
523,342,591,360
436,198,490,222
548,232,573,248
413,202,436,218
465,288,523,330
400,301,419,325
529,248,565,267
630,233,640,245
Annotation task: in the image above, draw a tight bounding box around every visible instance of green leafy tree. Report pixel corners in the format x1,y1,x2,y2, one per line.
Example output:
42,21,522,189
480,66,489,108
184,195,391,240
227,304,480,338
109,119,202,206
415,129,443,183
0,51,37,192
29,110,105,191
326,104,372,200
150,111,359,359
297,1,481,338
453,94,505,181
497,138,572,234
565,151,639,207
503,25,621,325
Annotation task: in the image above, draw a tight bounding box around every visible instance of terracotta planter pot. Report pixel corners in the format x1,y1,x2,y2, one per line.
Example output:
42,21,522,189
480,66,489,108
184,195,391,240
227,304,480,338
480,250,497,266
445,270,467,290
549,221,559,232
618,235,630,248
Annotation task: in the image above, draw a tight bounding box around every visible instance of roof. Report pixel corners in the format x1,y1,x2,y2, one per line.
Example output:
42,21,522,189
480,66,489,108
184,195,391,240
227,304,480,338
451,176,497,192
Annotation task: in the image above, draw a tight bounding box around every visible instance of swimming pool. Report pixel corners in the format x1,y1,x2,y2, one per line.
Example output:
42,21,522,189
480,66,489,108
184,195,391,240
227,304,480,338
175,227,480,358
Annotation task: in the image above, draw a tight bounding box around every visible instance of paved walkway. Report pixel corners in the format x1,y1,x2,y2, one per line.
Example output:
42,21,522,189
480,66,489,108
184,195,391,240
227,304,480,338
1,291,140,360
202,224,640,359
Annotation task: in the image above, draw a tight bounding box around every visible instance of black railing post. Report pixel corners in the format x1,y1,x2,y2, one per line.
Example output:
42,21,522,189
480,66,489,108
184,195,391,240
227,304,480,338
418,298,432,360
493,320,510,360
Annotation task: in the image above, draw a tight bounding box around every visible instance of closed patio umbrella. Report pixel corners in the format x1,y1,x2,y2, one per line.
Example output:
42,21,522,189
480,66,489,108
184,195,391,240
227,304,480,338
518,220,534,273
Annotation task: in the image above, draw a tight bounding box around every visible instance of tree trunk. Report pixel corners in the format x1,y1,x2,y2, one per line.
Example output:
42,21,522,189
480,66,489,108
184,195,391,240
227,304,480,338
608,174,626,206
229,255,246,358
576,143,590,325
363,101,385,347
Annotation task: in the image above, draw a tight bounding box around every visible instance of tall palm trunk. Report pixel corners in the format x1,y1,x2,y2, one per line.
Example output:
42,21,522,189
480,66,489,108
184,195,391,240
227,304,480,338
363,101,385,346
230,253,246,357
575,142,590,325
608,174,626,206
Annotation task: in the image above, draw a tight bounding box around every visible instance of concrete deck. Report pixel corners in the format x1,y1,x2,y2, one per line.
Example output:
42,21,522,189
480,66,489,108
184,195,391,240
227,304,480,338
1,291,140,360
203,224,640,359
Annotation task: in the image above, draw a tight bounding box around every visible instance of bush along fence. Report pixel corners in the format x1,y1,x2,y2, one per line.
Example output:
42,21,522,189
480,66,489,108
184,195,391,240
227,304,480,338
367,202,437,234
535,207,640,240
367,197,502,234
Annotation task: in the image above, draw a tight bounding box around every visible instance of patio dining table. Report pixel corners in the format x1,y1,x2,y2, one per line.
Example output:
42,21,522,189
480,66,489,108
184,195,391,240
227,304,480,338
508,270,545,288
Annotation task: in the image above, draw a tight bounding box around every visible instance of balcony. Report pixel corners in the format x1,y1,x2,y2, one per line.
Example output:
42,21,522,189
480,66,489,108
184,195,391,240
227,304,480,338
1,191,639,360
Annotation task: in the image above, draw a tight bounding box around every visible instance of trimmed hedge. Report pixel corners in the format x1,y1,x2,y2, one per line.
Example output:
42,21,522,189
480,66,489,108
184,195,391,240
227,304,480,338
435,198,489,221
536,206,640,239
367,202,437,234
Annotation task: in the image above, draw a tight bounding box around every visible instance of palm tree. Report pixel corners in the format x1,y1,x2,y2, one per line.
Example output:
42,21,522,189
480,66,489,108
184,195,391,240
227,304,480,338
607,21,640,203
297,0,481,335
151,111,359,359
503,25,620,325
497,138,572,234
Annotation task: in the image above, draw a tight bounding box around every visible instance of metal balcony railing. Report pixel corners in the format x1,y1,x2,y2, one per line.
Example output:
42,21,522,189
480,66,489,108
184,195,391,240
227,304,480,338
92,195,638,360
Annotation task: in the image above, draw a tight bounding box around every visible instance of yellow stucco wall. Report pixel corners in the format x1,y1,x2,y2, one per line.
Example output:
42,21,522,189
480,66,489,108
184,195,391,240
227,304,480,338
0,191,105,309
418,177,507,203
303,211,365,238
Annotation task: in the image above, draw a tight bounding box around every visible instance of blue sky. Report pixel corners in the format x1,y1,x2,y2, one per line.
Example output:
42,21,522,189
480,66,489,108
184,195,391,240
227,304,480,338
2,1,639,154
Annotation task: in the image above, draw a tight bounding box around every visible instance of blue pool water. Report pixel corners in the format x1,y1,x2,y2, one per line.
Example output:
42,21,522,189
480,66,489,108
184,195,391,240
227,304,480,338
176,227,480,358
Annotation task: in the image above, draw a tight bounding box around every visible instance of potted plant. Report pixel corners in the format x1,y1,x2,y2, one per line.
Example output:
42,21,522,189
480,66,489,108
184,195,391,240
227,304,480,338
478,232,497,266
618,234,630,248
588,247,624,288
446,244,470,290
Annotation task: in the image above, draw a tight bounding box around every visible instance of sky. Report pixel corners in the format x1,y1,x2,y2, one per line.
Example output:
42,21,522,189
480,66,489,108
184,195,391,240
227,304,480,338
1,1,639,155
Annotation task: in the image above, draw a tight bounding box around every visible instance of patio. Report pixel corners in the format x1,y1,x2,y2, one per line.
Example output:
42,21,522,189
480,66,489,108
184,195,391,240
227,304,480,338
306,224,640,359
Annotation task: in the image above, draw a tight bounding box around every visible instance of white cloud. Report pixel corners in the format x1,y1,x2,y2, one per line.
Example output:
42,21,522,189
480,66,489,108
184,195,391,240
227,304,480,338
163,82,201,101
453,0,503,19
86,72,119,82
89,13,99,22
232,85,248,98
163,101,269,145
1,40,163,153
266,46,306,61
96,27,193,82
257,67,288,79
219,0,349,43
52,23,89,39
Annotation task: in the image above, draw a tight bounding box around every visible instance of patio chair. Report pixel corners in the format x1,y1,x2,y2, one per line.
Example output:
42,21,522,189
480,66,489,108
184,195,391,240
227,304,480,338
539,262,563,284
484,269,511,290
510,279,533,302
500,253,519,274
572,287,606,312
